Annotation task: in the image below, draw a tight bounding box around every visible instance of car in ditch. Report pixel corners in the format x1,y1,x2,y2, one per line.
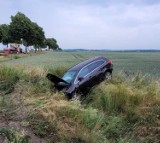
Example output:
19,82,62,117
47,56,113,99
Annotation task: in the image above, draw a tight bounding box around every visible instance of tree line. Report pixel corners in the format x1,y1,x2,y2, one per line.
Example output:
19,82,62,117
0,12,61,52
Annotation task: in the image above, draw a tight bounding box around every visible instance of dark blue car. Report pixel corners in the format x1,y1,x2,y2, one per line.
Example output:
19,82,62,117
47,56,113,99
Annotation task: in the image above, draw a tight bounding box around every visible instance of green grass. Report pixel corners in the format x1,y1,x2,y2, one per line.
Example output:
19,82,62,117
0,128,30,143
0,65,25,94
13,55,20,59
0,52,160,143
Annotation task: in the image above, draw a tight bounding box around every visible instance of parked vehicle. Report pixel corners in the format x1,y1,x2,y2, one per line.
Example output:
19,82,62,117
3,47,19,54
47,56,113,99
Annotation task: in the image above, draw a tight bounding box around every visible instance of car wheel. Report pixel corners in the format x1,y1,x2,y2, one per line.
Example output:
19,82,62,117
104,72,112,80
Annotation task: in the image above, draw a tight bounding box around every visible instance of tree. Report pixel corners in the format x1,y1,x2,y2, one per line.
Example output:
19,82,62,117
9,12,46,53
9,12,32,44
32,22,45,52
0,24,10,47
1,12,61,52
46,38,59,50
0,27,2,43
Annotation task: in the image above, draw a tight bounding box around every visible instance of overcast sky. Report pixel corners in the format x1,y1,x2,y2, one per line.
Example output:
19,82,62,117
0,0,160,50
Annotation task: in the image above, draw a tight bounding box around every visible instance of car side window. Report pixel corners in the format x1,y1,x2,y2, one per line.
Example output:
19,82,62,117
78,67,90,78
78,60,104,78
96,60,105,67
88,60,104,72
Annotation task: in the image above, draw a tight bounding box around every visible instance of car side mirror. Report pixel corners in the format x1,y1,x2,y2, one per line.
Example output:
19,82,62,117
78,77,84,82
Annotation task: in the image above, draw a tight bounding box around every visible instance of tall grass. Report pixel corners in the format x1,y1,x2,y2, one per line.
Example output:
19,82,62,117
84,73,160,142
0,65,24,94
85,73,159,113
0,65,159,143
28,95,107,143
0,65,52,95
47,66,68,77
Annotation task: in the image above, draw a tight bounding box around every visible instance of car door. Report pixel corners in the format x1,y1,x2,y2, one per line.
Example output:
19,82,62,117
75,60,105,91
76,66,92,91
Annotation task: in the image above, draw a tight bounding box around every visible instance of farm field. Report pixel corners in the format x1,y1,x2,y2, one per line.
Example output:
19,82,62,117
0,51,160,143
2,51,160,78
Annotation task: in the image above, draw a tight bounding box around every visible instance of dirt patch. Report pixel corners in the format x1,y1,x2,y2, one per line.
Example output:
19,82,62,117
0,90,47,143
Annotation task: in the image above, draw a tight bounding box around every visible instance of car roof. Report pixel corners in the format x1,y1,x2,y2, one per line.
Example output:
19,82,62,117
69,56,108,71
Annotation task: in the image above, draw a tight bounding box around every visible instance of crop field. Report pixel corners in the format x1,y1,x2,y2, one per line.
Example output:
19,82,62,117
2,51,160,78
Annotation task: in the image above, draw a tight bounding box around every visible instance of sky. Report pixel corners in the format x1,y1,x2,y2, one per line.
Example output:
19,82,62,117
0,0,160,50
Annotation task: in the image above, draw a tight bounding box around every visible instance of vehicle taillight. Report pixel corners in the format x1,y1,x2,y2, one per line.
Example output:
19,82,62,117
108,60,112,64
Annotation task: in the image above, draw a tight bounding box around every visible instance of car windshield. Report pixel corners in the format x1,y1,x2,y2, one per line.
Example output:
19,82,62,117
62,70,77,83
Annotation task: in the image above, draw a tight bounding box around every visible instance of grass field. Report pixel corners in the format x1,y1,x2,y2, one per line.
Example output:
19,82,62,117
0,51,160,143
2,51,160,78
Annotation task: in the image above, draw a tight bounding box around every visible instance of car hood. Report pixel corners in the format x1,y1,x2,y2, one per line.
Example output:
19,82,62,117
46,73,69,84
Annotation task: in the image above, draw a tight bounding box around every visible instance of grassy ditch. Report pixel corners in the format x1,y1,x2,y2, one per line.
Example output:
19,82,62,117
0,65,159,143
84,73,160,142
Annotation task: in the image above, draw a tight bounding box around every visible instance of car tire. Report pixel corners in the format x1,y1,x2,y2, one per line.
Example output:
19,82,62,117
104,72,112,80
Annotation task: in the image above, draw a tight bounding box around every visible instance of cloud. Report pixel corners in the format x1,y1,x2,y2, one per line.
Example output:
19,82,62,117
0,0,160,50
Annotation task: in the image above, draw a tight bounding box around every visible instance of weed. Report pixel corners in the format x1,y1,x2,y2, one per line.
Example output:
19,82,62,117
13,55,20,59
0,128,30,143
